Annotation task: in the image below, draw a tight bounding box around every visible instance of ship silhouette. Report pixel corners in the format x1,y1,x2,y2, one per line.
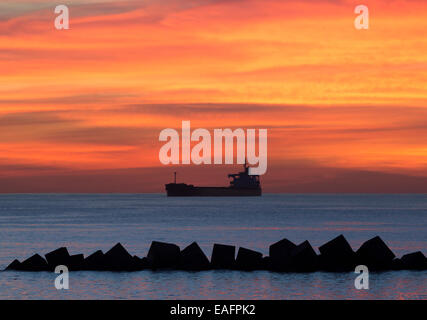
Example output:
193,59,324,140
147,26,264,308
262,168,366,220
165,162,262,196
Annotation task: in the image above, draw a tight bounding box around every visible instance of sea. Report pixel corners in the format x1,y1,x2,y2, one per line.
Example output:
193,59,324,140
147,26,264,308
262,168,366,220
0,193,426,300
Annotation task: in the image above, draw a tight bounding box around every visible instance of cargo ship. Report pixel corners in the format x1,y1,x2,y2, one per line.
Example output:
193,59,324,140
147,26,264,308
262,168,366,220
165,163,262,196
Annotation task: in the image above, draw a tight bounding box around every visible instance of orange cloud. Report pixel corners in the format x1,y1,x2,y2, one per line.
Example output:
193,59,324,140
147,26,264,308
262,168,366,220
0,0,426,191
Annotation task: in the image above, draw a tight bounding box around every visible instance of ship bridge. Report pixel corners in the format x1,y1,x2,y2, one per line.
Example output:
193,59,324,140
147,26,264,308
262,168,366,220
228,163,260,189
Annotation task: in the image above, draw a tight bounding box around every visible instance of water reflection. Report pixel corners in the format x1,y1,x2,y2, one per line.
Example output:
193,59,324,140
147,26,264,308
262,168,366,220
1,270,426,300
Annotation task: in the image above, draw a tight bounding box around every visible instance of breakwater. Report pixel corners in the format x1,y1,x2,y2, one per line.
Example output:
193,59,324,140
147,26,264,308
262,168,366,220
4,235,427,272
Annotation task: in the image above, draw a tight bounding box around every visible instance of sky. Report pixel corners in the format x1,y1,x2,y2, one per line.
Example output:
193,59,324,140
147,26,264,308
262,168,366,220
0,0,426,192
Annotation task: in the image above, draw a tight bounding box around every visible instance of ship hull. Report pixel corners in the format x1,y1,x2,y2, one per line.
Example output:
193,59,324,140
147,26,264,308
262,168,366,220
166,184,261,197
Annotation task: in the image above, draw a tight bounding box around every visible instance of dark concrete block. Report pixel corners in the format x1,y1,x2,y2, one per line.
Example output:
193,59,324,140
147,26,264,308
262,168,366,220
147,241,181,269
401,251,427,270
211,244,235,269
5,259,21,271
179,242,210,271
262,256,272,270
83,250,105,270
391,258,404,271
20,254,49,271
318,235,356,271
269,238,296,271
289,240,318,272
45,247,70,271
69,254,84,271
103,243,135,271
235,247,263,271
132,256,150,270
356,236,395,270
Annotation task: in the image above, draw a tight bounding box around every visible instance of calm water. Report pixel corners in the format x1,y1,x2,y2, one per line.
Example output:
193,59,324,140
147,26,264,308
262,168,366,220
0,194,426,299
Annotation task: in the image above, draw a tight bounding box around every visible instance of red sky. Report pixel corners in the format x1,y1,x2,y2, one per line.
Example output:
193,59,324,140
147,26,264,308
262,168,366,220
0,0,426,192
